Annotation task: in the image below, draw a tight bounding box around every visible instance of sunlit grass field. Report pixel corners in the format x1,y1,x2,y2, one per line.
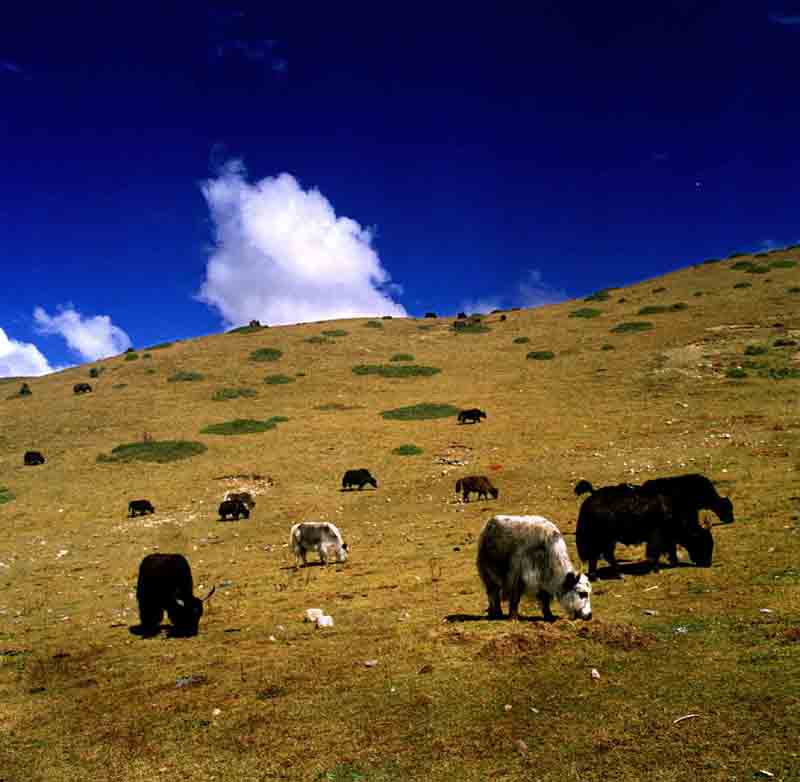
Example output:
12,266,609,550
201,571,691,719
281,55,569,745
1,251,799,781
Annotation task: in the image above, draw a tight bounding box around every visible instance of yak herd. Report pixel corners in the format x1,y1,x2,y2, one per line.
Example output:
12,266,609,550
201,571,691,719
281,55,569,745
19,401,735,637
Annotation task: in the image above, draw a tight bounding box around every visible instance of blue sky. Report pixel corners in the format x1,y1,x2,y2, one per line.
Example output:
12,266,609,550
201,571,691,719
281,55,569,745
1,3,799,375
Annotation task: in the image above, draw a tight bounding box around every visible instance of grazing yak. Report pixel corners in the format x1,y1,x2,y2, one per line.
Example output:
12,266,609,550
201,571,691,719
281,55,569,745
24,450,45,466
574,475,723,580
456,475,499,502
218,499,250,520
640,474,734,525
73,382,92,394
290,521,348,566
424,312,437,318
458,408,486,424
477,515,592,621
224,491,256,509
342,468,377,491
135,553,215,637
128,499,155,517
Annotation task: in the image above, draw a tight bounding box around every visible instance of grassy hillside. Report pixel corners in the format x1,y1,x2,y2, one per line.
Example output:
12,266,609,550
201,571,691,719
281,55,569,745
2,250,800,781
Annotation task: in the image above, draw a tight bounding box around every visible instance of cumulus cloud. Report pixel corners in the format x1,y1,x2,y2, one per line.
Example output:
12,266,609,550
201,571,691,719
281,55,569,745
33,306,132,361
0,328,54,377
517,269,567,308
459,296,504,316
197,162,407,326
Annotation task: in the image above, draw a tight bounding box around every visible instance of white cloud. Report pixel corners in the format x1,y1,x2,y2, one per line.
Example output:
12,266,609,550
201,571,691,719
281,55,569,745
458,296,504,316
33,306,132,361
197,162,407,326
517,269,566,308
0,327,54,377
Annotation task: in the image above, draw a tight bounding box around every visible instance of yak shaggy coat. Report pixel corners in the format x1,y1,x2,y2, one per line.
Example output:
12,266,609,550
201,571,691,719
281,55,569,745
477,515,592,621
290,521,348,566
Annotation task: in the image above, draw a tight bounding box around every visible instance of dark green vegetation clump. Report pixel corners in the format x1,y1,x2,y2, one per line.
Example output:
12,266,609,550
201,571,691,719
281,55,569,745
730,260,755,270
392,444,424,456
168,371,205,382
0,486,15,505
89,367,104,378
638,305,667,315
249,348,283,362
321,329,348,338
584,289,611,302
726,368,748,379
734,282,752,289
611,321,654,334
364,320,383,329
744,345,768,356
526,350,555,360
765,367,800,380
390,353,415,362
212,387,258,401
452,322,490,334
306,336,333,345
97,440,207,463
228,324,264,335
787,287,800,294
264,374,296,385
200,417,289,435
124,352,139,361
769,259,797,269
353,364,441,378
746,264,770,274
381,403,460,420
145,341,173,350
570,308,602,319
512,336,530,344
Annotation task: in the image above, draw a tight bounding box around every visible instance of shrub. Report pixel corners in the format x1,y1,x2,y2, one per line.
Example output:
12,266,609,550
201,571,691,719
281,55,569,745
513,336,530,344
526,350,555,360
381,403,460,420
766,367,800,380
611,322,654,334
584,290,611,302
124,352,139,361
264,374,295,384
392,444,424,456
227,324,264,335
97,440,207,463
725,368,748,379
744,345,768,356
306,336,333,344
364,320,383,329
390,353,415,362
637,305,667,315
0,486,14,505
200,417,288,435
733,282,752,289
570,308,602,319
212,387,258,401
89,367,103,378
352,364,441,378
168,371,204,382
746,265,770,274
730,260,755,270
452,322,490,334
249,348,283,362
145,341,173,350
321,329,348,337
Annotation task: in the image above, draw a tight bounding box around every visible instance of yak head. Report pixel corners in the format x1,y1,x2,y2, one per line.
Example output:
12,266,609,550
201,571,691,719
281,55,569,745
714,496,734,524
489,487,499,499
168,586,215,636
558,571,593,620
685,527,714,567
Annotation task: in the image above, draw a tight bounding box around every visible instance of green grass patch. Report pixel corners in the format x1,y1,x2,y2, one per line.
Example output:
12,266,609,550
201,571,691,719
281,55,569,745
730,260,755,270
570,307,602,319
97,440,207,463
249,348,283,362
306,336,334,344
746,264,771,274
389,353,414,362
321,329,348,338
392,444,424,456
124,352,139,361
145,341,173,350
637,305,667,315
264,374,296,384
734,282,752,289
726,368,748,379
211,387,258,401
227,324,264,335
0,487,15,505
364,320,383,329
512,336,530,344
526,350,555,360
611,321,654,334
584,289,611,302
381,403,460,420
744,344,768,356
765,367,800,380
770,259,797,269
452,322,490,334
200,417,288,435
167,371,205,382
352,364,441,378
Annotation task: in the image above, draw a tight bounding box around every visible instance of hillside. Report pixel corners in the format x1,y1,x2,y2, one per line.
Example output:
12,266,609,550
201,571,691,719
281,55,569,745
2,250,800,782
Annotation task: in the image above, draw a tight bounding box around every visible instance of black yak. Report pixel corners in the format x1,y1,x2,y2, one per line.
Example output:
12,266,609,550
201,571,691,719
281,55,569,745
342,468,377,490
574,479,716,580
456,475,499,502
218,499,250,520
135,553,214,637
457,408,486,424
477,515,592,621
73,383,92,394
640,473,734,525
225,491,256,508
24,451,45,466
128,499,155,516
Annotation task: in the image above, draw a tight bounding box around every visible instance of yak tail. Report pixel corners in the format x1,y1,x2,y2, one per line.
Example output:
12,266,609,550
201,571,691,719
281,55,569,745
574,479,594,497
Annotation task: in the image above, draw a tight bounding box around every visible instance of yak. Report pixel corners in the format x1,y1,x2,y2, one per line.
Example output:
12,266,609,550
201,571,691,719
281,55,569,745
73,383,92,394
290,521,348,566
135,553,214,637
342,468,377,491
458,408,486,424
128,499,155,516
218,499,250,520
24,451,45,466
224,491,256,509
456,475,499,502
477,515,592,621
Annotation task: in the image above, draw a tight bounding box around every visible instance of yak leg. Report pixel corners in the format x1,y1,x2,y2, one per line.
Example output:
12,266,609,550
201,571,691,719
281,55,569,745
138,603,164,634
538,590,555,622
666,541,679,566
604,545,623,579
485,583,503,620
645,532,665,573
507,578,525,621
463,491,471,503
587,558,600,582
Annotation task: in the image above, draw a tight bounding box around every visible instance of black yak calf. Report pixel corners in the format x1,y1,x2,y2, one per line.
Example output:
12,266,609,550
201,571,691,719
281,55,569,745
73,382,92,394
128,499,155,516
218,499,250,520
456,475,499,502
135,553,214,637
342,468,377,490
575,479,715,580
24,450,45,466
458,408,486,424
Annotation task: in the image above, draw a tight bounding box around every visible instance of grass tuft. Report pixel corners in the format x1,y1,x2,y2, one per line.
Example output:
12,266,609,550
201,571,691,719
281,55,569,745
744,345,768,356
452,322,490,334
352,364,441,378
381,403,460,420
96,440,207,463
168,371,205,382
611,321,654,334
601,343,615,350
321,329,348,337
249,348,283,362
211,387,258,401
364,320,383,329
570,307,602,319
306,336,334,344
264,374,296,385
637,305,667,315
512,336,530,344
392,444,424,456
726,368,748,379
745,264,771,274
390,353,415,362
765,367,800,380
200,417,288,435
0,486,15,505
124,352,139,361
584,289,611,302
526,350,555,360
734,282,752,289
770,259,797,269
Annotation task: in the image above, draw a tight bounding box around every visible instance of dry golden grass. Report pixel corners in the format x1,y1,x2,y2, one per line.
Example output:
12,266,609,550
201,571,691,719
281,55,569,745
2,252,800,781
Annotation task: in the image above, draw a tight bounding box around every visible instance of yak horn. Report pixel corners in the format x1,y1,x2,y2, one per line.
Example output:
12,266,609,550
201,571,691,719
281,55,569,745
202,585,216,602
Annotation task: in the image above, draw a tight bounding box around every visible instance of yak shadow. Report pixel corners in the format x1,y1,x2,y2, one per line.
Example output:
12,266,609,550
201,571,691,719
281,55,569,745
444,613,558,624
278,561,327,571
592,558,698,581
339,487,377,492
128,624,197,639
